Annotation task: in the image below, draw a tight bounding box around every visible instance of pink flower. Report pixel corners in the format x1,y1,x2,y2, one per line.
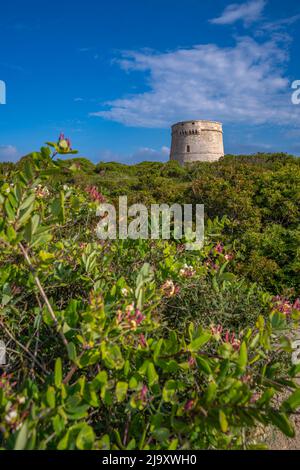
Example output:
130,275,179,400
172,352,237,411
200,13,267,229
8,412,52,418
250,392,260,404
57,133,72,152
214,327,241,351
215,243,224,254
293,299,300,311
188,356,196,367
140,384,148,402
118,305,146,330
179,264,196,278
272,296,293,316
135,309,145,325
211,324,223,336
161,280,180,298
139,334,147,348
184,399,194,412
241,375,252,384
205,259,219,271
224,331,240,351
86,186,106,203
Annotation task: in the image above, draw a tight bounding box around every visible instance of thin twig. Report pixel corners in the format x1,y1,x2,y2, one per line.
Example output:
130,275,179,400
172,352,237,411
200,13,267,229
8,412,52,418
63,352,84,385
0,320,48,374
19,242,69,349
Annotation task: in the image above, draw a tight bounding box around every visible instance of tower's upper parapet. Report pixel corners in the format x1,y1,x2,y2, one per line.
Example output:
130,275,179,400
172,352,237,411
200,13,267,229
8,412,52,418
170,120,224,165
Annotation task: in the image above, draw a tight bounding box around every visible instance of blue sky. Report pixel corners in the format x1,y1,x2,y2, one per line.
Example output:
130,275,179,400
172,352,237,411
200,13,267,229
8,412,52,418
0,0,300,163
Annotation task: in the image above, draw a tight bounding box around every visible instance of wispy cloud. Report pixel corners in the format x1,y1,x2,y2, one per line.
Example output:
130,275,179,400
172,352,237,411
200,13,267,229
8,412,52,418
91,36,298,129
78,48,101,60
99,146,169,164
0,145,19,162
210,0,267,27
261,14,300,32
0,62,25,73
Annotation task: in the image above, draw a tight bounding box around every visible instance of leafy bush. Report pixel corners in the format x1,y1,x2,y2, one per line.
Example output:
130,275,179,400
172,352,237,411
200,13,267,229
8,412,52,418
0,144,300,450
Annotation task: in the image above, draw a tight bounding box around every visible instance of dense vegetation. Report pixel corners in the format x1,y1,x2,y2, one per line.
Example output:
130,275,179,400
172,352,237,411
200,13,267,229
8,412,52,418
0,139,300,450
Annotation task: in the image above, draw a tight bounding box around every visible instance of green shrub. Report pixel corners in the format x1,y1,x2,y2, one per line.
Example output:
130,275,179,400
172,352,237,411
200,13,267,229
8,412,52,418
1,144,300,450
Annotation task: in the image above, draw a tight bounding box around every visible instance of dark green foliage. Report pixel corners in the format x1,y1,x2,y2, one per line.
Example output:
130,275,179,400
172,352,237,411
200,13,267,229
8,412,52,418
0,148,300,450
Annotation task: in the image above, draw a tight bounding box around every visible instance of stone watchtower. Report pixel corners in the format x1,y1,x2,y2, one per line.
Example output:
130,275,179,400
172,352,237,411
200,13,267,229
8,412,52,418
170,120,224,165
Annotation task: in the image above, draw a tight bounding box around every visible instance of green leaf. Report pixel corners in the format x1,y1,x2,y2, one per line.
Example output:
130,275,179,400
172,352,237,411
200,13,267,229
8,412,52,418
101,344,124,370
162,380,177,403
219,410,228,433
76,424,95,450
196,356,212,375
24,161,34,181
116,382,128,403
152,427,170,442
269,412,295,438
4,199,15,221
46,386,56,408
270,311,287,330
57,431,70,450
238,342,248,371
14,421,28,450
153,338,163,363
168,439,178,450
283,389,300,412
54,358,62,388
205,381,217,403
67,342,77,362
66,406,89,421
18,200,35,227
219,272,236,282
126,438,136,450
189,332,211,352
98,434,110,450
147,362,159,386
50,192,65,223
92,371,108,391
31,214,40,235
19,193,35,212
6,224,16,242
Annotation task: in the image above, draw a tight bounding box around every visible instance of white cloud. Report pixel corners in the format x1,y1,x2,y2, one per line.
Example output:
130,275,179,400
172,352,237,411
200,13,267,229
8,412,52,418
91,36,298,129
210,0,267,26
99,146,169,164
0,145,19,162
261,14,300,33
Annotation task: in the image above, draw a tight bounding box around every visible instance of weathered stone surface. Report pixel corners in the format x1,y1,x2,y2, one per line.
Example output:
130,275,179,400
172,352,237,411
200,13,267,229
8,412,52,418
170,120,224,165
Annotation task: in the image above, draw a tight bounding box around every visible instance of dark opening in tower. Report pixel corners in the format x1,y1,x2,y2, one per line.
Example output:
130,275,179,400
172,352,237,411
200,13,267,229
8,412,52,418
187,145,190,153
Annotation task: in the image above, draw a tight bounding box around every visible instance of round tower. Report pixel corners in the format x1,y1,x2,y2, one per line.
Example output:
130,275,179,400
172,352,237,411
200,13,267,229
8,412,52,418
170,120,224,165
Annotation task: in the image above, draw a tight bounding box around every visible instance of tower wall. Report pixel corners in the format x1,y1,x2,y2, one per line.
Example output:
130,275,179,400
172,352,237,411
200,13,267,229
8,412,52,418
170,120,224,165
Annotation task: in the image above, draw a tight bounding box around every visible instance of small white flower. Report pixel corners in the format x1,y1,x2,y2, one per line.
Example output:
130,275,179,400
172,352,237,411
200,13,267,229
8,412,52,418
179,264,196,278
5,409,17,423
121,287,129,297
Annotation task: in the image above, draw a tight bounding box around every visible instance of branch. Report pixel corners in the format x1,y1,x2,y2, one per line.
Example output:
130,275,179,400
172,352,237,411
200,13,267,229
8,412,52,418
18,242,69,350
0,319,48,375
